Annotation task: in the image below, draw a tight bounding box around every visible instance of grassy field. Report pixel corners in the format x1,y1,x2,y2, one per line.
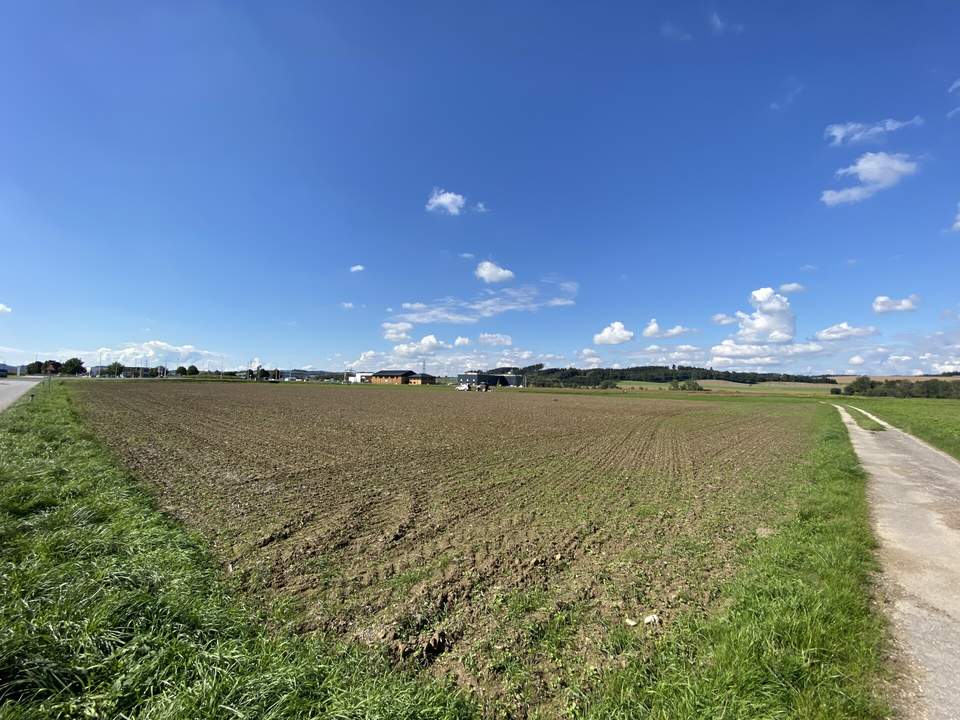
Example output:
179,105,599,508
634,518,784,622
617,379,839,394
846,397,960,461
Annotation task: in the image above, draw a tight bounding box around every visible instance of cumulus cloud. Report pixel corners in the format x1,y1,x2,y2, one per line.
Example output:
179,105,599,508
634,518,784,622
425,187,466,215
394,334,450,356
779,282,805,293
0,303,11,314
734,287,795,343
479,332,512,346
873,294,919,313
474,260,515,283
454,336,470,346
814,322,878,341
711,313,737,325
642,318,693,338
341,301,354,310
382,321,413,342
710,338,824,368
349,264,365,273
576,348,603,369
821,152,918,206
593,321,634,345
473,202,489,213
849,355,865,366
823,116,923,146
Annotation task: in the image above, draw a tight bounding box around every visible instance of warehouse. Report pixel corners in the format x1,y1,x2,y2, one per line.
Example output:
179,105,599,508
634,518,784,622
408,373,436,385
457,371,524,387
370,369,415,385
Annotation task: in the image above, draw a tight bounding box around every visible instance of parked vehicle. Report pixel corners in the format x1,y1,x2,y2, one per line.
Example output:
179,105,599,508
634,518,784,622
456,382,470,391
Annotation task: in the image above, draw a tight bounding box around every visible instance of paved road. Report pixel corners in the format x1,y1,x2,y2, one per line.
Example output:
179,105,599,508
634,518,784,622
836,404,960,720
0,379,40,413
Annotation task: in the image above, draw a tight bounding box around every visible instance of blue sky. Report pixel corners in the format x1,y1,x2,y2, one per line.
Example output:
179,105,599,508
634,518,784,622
2,1,959,375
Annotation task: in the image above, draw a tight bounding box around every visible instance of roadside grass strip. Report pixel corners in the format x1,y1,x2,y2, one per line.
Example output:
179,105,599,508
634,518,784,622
845,406,887,432
0,384,474,719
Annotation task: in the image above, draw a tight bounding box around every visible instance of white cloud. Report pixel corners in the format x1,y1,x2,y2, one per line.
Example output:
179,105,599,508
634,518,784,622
474,260,515,283
382,321,413,342
426,187,466,216
800,264,817,272
0,303,11,314
952,203,960,232
814,322,878,341
711,313,737,325
873,294,919,313
849,355,865,366
349,264,365,273
454,336,470,346
594,321,634,345
394,334,450,356
341,301,354,310
949,78,960,94
888,354,912,362
576,348,603,369
949,106,960,120
660,22,691,41
779,282,805,293
473,202,489,213
821,152,919,206
823,116,923,146
391,281,575,326
734,287,795,343
642,318,693,338
710,338,824,369
458,252,475,259
479,332,512,346
709,12,743,34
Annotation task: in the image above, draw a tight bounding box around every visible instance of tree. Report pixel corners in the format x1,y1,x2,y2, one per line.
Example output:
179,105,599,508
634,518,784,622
187,365,199,376
61,357,86,375
257,368,270,380
845,376,874,396
26,361,42,375
42,360,62,374
106,362,124,377
176,366,188,376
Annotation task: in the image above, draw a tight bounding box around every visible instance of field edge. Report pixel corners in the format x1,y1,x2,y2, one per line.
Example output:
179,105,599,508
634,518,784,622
0,382,475,719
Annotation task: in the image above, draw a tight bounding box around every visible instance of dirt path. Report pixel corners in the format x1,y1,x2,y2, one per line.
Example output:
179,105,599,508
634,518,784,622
0,379,40,413
835,404,960,719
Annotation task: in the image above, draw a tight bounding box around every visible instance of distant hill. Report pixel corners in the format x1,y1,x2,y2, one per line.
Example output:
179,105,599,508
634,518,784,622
487,364,837,388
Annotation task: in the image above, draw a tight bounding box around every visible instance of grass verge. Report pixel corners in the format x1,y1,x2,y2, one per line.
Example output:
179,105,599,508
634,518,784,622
0,383,473,719
847,397,960,461
571,404,889,719
845,405,887,432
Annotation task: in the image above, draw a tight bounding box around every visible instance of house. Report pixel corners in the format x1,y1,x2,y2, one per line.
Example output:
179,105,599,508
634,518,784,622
371,369,415,385
347,371,374,383
408,373,436,385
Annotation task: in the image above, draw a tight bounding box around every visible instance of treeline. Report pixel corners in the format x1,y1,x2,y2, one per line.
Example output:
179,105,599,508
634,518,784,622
842,376,960,399
487,364,837,388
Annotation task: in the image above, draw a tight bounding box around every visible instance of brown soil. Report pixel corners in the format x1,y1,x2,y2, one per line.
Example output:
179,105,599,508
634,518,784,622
73,382,817,715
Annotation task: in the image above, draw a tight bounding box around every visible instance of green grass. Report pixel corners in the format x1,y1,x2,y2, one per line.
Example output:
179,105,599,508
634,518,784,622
847,397,960,461
0,385,890,718
844,405,887,432
0,383,473,719
571,404,889,719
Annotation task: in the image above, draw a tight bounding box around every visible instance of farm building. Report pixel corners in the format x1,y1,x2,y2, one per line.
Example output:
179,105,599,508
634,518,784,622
371,369,415,385
408,373,436,385
457,371,524,387
347,371,374,383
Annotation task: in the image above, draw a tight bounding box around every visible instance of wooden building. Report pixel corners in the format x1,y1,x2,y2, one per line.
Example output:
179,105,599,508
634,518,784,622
370,369,415,385
408,373,436,385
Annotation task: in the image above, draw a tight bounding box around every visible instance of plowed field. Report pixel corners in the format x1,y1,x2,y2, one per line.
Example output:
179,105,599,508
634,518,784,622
74,382,818,715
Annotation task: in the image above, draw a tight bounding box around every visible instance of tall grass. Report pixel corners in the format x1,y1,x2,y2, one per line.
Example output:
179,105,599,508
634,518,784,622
570,405,889,719
0,383,474,719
